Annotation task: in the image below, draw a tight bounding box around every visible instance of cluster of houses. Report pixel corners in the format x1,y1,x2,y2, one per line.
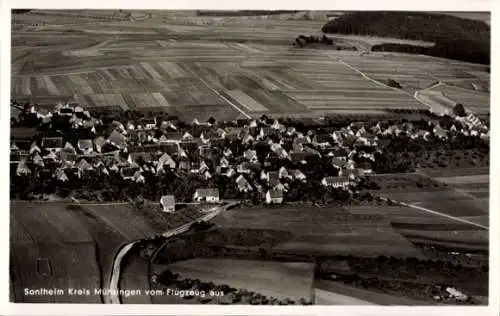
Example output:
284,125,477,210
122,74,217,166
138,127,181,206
10,102,489,209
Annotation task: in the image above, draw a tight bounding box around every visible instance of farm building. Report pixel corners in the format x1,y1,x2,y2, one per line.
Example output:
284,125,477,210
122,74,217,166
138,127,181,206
265,189,284,204
321,176,350,188
160,195,175,213
193,188,219,203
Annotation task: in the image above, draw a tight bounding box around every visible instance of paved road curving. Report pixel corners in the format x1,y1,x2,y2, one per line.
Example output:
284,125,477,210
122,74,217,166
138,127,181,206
104,202,238,304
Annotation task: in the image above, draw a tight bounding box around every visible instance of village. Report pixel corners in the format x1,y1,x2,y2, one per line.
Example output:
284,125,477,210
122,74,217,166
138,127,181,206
10,100,490,211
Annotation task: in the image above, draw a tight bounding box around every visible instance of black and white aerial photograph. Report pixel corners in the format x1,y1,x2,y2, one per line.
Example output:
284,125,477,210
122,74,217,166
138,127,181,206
8,7,493,309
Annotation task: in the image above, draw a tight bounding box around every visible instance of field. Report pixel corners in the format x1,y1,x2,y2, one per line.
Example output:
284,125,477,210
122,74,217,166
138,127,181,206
424,167,490,203
335,53,489,94
347,205,488,253
212,205,424,258
10,202,102,303
427,84,490,114
365,173,489,241
11,11,490,120
314,280,432,305
119,254,153,304
9,201,204,303
164,259,314,301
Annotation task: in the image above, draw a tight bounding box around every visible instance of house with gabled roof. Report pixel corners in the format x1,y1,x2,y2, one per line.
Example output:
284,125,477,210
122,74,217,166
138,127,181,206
42,137,63,152
237,162,252,174
433,125,448,140
331,157,346,169
219,156,230,168
120,166,140,180
303,146,320,157
134,170,145,183
313,134,332,147
291,169,306,182
191,160,209,174
139,117,157,130
30,142,41,155
236,175,253,192
292,142,304,152
290,151,311,165
193,188,219,202
265,188,283,204
76,158,94,173
78,139,93,154
43,150,58,161
32,152,44,167
223,148,233,158
160,195,175,213
128,152,153,165
328,147,348,159
286,126,297,137
345,159,357,170
63,141,76,152
178,160,190,172
224,167,236,178
358,162,373,174
16,160,31,176
96,164,110,176
157,153,176,171
268,171,286,191
10,151,21,164
411,129,430,141
279,166,291,179
322,176,350,188
242,133,254,145
182,131,194,141
107,130,127,148
36,108,53,120
343,134,358,147
243,149,258,162
55,168,69,182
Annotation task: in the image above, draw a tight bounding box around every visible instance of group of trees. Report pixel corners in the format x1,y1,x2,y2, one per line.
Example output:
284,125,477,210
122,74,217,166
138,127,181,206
322,11,490,64
371,132,489,174
294,34,334,47
316,255,487,303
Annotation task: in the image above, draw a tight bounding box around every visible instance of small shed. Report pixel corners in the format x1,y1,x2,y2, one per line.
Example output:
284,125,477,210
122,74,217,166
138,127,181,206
160,195,175,213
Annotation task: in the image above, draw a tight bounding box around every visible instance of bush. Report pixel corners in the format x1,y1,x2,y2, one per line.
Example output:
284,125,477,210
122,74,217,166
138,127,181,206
387,79,403,89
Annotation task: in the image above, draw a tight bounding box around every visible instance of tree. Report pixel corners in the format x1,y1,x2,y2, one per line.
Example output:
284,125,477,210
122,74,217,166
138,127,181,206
387,79,402,89
453,103,467,117
208,116,217,125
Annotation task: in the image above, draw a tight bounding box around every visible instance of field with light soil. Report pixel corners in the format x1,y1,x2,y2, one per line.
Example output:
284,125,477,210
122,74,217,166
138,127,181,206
165,259,315,301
